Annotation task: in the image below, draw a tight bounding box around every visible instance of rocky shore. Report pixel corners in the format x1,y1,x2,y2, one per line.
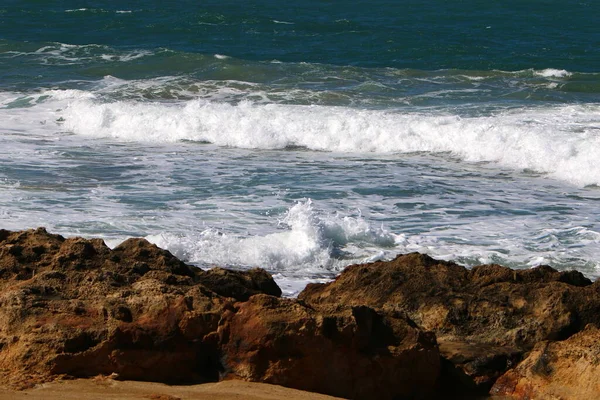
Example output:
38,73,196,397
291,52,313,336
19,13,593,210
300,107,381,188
1,228,599,399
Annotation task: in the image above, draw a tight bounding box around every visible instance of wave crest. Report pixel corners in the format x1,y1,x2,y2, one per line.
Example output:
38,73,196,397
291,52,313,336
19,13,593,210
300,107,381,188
147,200,395,273
55,94,600,186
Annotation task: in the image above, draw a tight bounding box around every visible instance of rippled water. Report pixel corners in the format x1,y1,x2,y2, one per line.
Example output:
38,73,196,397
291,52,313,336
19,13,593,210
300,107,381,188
1,1,600,294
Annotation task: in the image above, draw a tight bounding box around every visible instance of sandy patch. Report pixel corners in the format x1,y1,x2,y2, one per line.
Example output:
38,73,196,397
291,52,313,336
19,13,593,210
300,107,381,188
0,378,345,400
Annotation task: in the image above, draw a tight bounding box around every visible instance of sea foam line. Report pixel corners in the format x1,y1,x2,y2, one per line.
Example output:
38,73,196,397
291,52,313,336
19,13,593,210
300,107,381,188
4,88,600,187
56,96,600,186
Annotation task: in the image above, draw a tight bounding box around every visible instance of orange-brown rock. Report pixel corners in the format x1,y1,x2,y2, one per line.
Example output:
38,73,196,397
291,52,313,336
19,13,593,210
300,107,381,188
299,252,598,395
0,228,441,400
3,228,600,399
491,324,600,399
218,294,440,400
0,228,279,388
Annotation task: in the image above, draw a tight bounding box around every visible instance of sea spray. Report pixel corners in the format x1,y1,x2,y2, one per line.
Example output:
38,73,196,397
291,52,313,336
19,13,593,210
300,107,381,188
147,200,393,269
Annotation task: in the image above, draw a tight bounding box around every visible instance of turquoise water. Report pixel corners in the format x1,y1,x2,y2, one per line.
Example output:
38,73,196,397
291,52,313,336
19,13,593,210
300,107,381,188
1,1,600,294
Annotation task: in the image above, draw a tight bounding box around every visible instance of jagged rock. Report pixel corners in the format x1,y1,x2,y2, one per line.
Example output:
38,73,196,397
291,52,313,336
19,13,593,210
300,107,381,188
299,252,598,395
3,229,599,399
0,228,279,388
200,267,282,301
0,229,441,400
218,294,440,400
491,324,600,399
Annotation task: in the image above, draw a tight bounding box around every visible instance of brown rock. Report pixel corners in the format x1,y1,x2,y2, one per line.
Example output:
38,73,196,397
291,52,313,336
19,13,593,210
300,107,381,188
4,229,598,400
491,324,600,399
299,252,598,395
200,267,282,301
0,228,280,387
219,294,440,400
0,229,441,399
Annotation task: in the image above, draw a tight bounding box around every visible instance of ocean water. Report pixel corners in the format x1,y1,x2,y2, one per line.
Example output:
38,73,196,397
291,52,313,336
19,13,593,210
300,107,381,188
1,1,600,295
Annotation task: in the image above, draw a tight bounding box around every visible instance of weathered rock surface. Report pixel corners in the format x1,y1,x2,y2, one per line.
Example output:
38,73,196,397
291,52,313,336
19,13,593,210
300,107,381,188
219,294,440,400
491,324,600,399
0,228,278,388
2,229,600,399
0,229,440,400
299,252,600,395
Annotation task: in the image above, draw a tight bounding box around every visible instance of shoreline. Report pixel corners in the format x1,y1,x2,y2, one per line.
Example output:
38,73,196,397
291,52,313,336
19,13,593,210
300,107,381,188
0,228,599,399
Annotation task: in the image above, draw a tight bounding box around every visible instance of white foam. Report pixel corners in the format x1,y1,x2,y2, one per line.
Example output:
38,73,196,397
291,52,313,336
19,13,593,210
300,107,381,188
142,198,600,294
534,68,572,78
99,51,152,62
64,8,108,14
460,75,487,81
15,43,155,65
42,89,96,101
51,92,600,186
7,88,600,187
147,200,395,274
35,43,77,53
117,50,153,62
387,223,600,276
272,274,330,297
0,179,20,189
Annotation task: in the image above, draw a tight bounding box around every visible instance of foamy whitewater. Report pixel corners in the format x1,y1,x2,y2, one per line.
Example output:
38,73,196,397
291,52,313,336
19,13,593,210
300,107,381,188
2,2,600,294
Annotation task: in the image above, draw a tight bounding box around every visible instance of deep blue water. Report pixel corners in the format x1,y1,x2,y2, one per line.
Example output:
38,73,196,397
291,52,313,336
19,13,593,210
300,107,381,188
2,1,600,77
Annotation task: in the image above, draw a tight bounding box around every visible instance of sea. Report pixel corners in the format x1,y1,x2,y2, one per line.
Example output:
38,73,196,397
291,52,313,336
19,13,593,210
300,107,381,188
1,1,600,295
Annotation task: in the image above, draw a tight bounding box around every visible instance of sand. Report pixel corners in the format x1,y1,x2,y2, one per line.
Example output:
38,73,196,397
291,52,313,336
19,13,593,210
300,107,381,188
0,378,345,400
